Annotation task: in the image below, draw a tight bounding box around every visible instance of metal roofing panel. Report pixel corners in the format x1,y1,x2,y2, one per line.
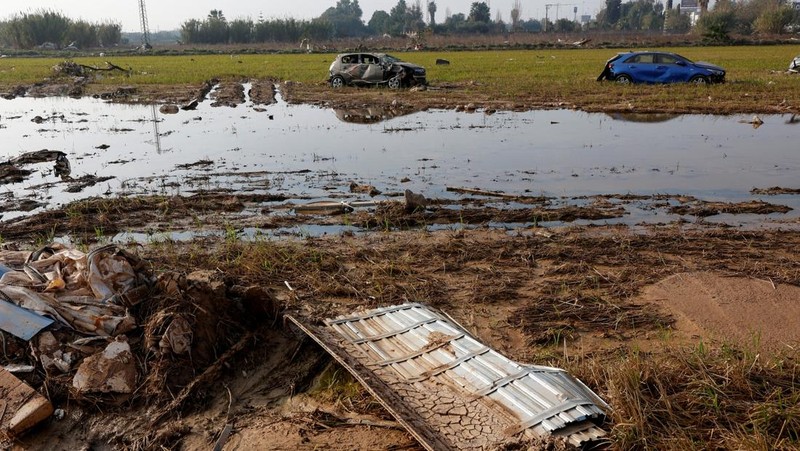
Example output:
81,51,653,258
289,302,609,450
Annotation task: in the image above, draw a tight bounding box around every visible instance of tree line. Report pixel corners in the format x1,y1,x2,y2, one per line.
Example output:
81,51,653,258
0,10,121,49
1,0,798,49
179,0,800,45
597,0,798,37
179,1,508,45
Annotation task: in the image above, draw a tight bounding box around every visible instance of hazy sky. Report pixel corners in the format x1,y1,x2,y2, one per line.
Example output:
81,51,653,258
8,1,603,32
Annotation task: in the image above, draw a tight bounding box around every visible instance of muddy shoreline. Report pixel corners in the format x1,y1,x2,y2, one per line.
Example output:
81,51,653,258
4,70,800,115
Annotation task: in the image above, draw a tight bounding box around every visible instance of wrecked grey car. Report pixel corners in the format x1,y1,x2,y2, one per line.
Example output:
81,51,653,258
790,55,800,72
328,53,426,89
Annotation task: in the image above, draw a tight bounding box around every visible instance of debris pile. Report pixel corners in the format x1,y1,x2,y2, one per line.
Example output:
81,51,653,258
1,149,71,186
52,61,130,78
0,243,260,446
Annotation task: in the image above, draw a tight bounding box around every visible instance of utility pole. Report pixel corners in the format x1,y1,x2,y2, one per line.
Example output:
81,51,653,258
544,3,576,32
138,0,152,49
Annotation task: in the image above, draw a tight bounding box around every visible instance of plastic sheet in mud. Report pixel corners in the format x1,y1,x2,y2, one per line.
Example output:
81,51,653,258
0,244,149,337
287,303,608,450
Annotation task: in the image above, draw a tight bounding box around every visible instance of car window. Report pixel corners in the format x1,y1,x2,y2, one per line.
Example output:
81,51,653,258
627,54,654,63
362,55,378,64
657,54,679,64
341,55,355,64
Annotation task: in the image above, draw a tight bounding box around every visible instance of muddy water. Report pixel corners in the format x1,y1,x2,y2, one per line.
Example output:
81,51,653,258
1,91,799,229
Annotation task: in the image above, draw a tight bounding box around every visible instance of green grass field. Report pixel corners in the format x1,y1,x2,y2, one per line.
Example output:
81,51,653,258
1,45,799,112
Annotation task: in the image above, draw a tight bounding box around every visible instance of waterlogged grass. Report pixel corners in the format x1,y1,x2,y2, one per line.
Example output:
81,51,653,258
0,44,798,111
570,344,800,450
0,53,328,86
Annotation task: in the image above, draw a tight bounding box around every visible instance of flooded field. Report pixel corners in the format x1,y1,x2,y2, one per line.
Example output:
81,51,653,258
2,89,799,233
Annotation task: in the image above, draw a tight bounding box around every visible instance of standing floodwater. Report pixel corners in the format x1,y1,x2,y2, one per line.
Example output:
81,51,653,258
2,93,799,228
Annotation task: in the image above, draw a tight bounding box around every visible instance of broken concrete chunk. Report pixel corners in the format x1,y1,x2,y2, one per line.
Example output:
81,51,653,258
72,338,137,394
35,331,73,373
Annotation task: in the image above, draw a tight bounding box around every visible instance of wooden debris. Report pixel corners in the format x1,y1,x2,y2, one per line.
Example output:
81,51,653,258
446,186,518,198
0,367,53,439
149,332,255,426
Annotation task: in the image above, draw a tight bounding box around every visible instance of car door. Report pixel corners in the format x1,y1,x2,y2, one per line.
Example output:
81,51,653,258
619,53,658,82
360,54,385,83
654,54,686,83
340,54,364,81
633,53,661,82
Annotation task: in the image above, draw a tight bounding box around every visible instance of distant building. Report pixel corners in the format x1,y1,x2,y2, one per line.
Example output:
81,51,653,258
679,0,700,25
680,0,699,14
580,14,592,24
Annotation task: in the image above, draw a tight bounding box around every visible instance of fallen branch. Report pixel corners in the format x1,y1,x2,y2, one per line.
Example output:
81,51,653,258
78,61,129,72
149,332,255,426
53,61,130,77
446,186,518,199
212,423,233,451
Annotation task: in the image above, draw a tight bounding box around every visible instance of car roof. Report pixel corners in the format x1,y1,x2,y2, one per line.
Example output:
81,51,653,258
337,52,386,57
624,51,679,56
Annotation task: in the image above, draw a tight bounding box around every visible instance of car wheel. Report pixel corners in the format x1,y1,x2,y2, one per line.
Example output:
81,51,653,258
330,75,346,88
689,75,708,85
387,75,402,89
615,74,633,84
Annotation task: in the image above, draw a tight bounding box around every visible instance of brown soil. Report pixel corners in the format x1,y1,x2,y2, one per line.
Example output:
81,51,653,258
642,272,800,353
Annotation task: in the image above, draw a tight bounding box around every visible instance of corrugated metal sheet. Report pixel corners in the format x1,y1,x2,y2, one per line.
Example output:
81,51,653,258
289,302,609,450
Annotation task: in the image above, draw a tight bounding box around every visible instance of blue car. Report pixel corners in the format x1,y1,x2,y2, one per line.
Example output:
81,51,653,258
597,51,726,84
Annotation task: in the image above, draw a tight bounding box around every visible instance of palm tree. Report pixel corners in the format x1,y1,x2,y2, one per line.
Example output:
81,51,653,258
427,1,437,26
208,10,226,22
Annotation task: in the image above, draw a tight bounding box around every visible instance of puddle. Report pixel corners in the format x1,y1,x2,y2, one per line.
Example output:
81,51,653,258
2,90,800,232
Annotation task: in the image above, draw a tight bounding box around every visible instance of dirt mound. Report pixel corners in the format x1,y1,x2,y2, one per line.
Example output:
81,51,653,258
641,272,800,353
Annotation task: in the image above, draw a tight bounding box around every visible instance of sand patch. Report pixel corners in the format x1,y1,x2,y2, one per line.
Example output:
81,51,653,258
642,272,800,353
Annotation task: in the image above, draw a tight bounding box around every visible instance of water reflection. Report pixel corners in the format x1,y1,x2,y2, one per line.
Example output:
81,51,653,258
150,104,163,153
333,106,417,124
606,112,679,123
